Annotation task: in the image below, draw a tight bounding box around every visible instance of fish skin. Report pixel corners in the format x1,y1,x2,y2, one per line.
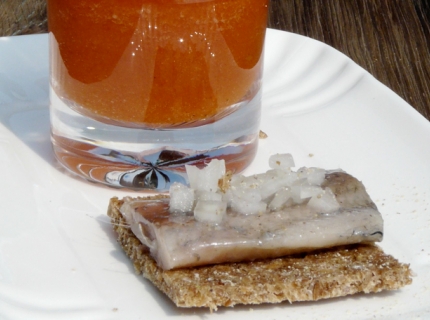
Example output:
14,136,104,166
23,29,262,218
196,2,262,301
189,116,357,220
322,171,378,210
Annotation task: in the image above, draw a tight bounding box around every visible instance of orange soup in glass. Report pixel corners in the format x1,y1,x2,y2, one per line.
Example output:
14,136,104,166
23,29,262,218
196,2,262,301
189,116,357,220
48,0,268,190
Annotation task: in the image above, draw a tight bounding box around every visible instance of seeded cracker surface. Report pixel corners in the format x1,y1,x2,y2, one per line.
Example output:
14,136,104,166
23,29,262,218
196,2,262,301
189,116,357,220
107,197,412,311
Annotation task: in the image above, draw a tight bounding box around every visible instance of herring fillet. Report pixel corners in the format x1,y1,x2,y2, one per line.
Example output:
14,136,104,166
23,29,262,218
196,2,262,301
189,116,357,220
120,171,383,270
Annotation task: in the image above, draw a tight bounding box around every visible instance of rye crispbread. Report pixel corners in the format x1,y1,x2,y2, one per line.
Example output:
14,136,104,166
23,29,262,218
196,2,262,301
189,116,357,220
107,197,412,311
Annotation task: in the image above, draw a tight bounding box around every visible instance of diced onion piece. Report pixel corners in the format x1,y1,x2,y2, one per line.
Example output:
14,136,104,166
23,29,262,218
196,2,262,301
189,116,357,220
307,188,340,212
231,186,262,202
306,167,326,186
169,182,195,213
259,179,283,199
242,175,263,189
269,188,292,210
186,159,226,192
295,167,326,186
222,189,234,205
281,170,299,187
269,153,295,171
175,155,339,218
230,196,267,215
185,165,200,190
300,185,324,199
230,174,246,188
290,186,307,204
194,200,227,224
196,190,223,202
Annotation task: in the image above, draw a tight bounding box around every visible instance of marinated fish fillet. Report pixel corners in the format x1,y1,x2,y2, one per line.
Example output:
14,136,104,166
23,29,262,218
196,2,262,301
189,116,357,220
120,171,383,270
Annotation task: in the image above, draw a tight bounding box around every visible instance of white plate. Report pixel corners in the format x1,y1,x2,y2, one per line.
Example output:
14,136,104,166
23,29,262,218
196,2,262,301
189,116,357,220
1,29,429,320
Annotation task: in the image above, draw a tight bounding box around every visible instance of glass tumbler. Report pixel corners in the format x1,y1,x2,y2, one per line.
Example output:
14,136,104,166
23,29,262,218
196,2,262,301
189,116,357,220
48,0,268,191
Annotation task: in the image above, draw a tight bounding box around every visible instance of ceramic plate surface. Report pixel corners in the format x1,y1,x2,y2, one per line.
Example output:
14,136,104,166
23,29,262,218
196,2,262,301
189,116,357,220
0,29,429,319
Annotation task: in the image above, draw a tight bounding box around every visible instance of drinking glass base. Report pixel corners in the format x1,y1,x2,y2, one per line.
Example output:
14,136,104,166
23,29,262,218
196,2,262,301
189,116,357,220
50,87,261,191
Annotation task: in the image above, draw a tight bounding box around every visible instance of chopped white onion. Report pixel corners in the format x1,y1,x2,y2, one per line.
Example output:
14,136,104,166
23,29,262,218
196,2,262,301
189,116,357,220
306,167,326,186
295,167,326,186
171,154,339,221
186,159,225,192
185,165,201,191
169,182,195,213
269,187,292,211
230,196,267,215
300,185,324,199
230,174,247,187
258,173,294,199
290,185,307,204
196,190,223,202
231,187,262,203
307,187,340,212
269,153,295,171
222,189,234,206
194,200,227,224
